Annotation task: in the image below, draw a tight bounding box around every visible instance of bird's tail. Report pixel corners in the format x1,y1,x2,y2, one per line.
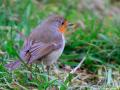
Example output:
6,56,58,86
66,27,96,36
5,60,21,71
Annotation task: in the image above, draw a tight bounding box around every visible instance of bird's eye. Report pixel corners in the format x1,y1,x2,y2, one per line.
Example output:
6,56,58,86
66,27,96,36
61,21,64,25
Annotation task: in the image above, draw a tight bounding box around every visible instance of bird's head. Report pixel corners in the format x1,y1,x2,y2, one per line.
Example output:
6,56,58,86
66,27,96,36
45,15,71,33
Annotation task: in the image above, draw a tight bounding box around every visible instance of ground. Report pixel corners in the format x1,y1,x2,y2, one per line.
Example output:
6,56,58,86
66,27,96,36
0,0,120,89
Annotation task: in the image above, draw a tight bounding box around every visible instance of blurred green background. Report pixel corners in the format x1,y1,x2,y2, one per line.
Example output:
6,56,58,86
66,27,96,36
0,0,120,89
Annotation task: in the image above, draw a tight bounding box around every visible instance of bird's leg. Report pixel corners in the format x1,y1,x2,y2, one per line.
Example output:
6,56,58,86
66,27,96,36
41,62,45,73
35,64,39,80
53,64,60,79
35,64,40,72
35,64,37,71
46,65,51,90
29,64,34,90
46,66,50,78
28,64,33,80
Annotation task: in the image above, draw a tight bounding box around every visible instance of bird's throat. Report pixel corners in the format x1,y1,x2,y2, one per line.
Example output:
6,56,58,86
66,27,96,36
59,25,66,33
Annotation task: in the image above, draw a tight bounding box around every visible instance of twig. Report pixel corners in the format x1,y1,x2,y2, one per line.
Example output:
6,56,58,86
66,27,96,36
70,56,86,74
63,55,87,86
61,56,87,89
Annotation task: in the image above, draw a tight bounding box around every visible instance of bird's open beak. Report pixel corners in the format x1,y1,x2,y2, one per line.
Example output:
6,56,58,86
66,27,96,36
67,23,80,29
68,23,74,27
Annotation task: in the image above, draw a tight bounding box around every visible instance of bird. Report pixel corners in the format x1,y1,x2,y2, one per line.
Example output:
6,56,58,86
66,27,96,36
5,15,72,71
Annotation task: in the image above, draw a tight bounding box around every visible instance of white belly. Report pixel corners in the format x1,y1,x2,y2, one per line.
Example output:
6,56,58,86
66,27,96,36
42,35,65,65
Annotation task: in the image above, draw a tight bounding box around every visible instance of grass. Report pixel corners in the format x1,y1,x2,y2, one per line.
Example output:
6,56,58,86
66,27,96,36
0,0,120,89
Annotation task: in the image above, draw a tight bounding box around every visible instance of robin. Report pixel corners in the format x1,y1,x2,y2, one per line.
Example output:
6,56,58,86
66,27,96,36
5,15,74,71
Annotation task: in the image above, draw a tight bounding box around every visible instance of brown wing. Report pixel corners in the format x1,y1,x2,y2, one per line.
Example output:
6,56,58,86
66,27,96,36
20,38,57,64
